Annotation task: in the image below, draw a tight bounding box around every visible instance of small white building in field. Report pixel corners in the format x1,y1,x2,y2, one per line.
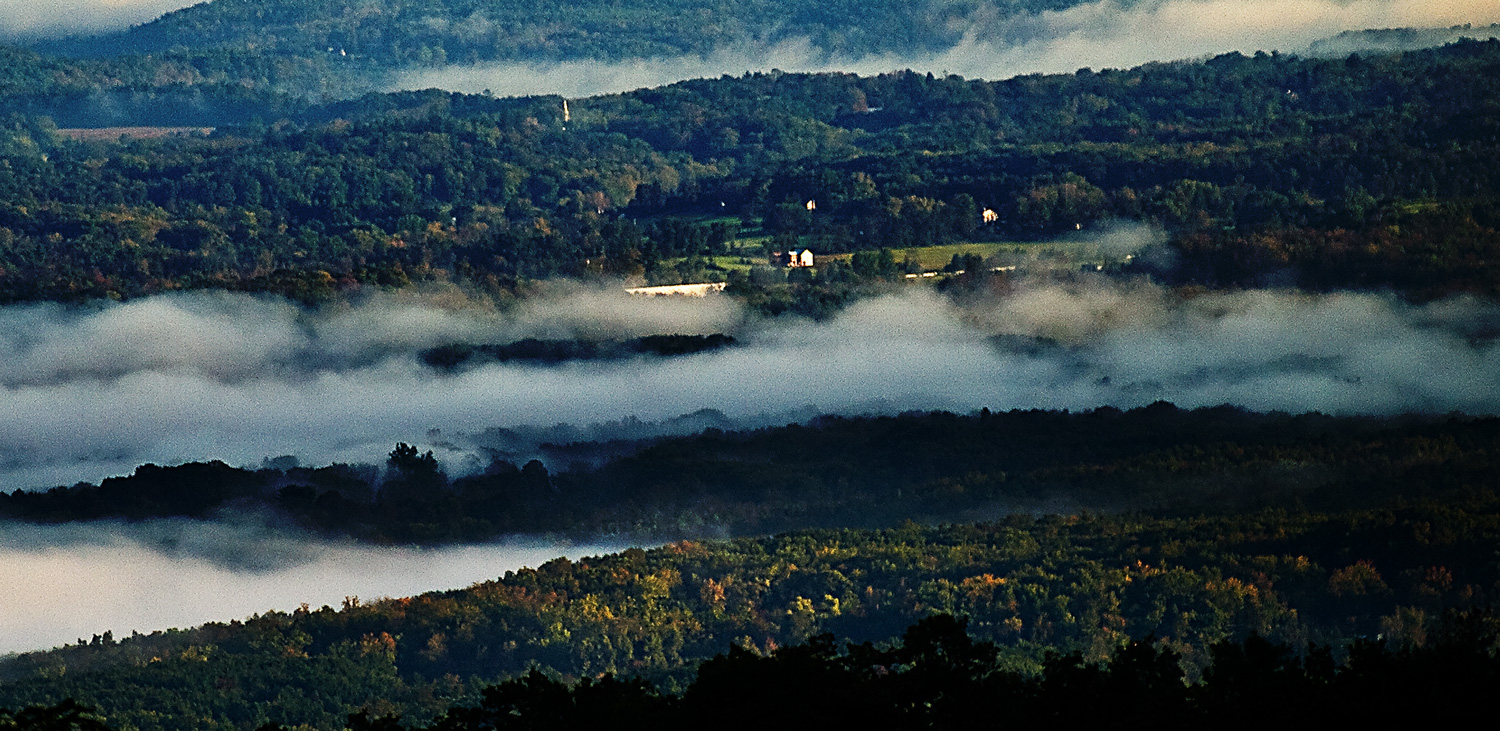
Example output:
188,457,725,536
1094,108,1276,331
772,249,815,268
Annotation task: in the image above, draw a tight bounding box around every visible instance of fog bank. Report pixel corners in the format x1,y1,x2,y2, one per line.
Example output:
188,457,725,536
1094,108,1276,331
391,0,1500,98
0,273,1496,491
0,519,621,655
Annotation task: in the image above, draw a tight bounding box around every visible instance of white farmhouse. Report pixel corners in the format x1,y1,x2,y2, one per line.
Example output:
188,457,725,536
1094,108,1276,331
772,249,815,268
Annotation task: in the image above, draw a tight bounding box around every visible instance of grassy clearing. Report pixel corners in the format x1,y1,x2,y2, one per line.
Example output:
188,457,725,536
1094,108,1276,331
814,242,1022,269
727,235,770,253
706,255,760,273
884,240,1132,271
887,243,1015,269
57,127,214,141
664,236,1135,278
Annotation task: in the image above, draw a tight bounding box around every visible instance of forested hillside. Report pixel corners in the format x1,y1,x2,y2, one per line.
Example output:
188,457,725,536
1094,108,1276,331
314,615,1500,730
41,0,1071,66
1309,23,1500,55
5,404,1496,729
10,615,1500,731
5,405,1497,542
3,485,1498,729
0,43,369,124
1,41,1498,306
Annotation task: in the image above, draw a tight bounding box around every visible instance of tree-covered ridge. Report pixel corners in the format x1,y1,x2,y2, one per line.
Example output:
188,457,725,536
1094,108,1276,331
0,700,112,731
0,43,358,98
4,405,1498,542
43,0,1074,68
333,613,1500,731
3,487,1499,730
0,41,1497,305
10,614,1500,731
1309,23,1500,56
420,333,737,369
0,43,370,126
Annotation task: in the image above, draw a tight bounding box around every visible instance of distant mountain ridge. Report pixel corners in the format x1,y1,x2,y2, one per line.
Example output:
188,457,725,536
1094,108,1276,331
38,0,1500,74
21,0,1500,108
38,0,1077,66
1308,23,1500,57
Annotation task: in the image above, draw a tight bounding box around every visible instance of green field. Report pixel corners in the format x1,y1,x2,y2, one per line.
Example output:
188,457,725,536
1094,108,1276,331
812,241,1124,271
706,255,761,273
663,236,1136,278
653,235,770,275
783,243,1013,269
885,242,1016,270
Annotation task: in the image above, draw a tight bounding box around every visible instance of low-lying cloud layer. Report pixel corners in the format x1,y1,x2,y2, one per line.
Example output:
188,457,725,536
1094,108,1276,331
392,0,1500,98
0,269,1497,491
0,519,620,655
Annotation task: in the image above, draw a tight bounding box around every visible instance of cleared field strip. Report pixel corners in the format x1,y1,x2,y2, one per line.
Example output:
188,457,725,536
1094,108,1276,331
57,127,215,141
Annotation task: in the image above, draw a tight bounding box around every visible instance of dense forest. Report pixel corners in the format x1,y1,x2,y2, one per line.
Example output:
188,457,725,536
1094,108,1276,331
0,41,1497,309
3,479,1499,729
1309,23,1500,56
11,613,1500,731
4,0,1109,113
0,43,360,126
37,0,1081,68
4,404,1497,542
420,333,737,369
319,613,1500,730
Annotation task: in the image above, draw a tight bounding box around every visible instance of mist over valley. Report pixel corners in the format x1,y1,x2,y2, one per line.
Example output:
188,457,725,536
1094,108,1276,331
0,520,620,655
1,1,1500,728
1,274,1496,492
